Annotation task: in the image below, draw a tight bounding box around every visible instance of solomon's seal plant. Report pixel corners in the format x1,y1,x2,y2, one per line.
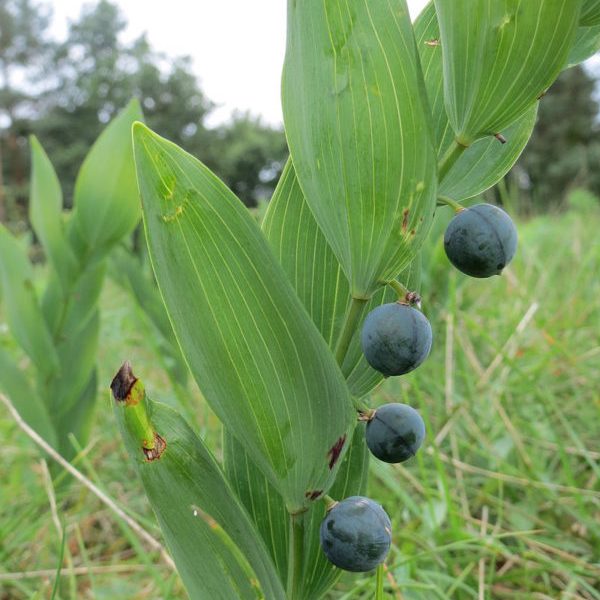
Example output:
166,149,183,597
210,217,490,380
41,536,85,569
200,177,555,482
108,1,599,597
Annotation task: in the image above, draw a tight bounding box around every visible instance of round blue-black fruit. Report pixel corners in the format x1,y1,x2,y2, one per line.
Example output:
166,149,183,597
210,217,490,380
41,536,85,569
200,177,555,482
366,403,425,463
444,203,517,278
361,303,432,377
319,496,392,572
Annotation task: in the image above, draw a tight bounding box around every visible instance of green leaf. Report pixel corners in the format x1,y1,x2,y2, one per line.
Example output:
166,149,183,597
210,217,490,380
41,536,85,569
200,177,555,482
434,0,580,145
113,378,286,600
567,22,600,67
46,311,100,439
29,136,78,288
581,0,600,25
415,3,538,201
0,226,60,378
71,99,143,257
0,346,57,446
223,431,290,584
282,0,437,297
262,160,420,399
133,123,355,511
224,418,369,600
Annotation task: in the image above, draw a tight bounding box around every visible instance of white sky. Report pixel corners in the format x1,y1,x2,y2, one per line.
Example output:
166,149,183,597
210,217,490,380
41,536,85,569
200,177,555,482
50,0,430,126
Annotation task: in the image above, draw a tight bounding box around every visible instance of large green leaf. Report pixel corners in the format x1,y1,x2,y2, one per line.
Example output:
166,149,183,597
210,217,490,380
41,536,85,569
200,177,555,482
434,0,580,145
0,226,60,378
282,0,436,298
113,380,286,600
71,99,143,257
133,124,355,511
567,22,600,67
29,137,78,289
0,346,56,446
262,160,421,400
581,0,600,25
223,431,290,584
415,3,538,201
224,421,369,600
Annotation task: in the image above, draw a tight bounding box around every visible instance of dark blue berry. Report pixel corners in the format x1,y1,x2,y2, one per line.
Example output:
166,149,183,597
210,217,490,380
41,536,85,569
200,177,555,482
319,496,392,572
366,403,425,463
444,203,517,278
361,303,432,377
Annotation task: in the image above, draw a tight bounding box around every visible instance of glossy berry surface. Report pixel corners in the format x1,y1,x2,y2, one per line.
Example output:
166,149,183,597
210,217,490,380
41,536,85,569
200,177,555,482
366,403,425,463
361,303,432,377
444,203,517,278
319,496,392,572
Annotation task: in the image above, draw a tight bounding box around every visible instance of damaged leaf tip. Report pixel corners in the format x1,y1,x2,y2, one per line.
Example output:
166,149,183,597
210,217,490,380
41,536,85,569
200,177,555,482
110,361,137,402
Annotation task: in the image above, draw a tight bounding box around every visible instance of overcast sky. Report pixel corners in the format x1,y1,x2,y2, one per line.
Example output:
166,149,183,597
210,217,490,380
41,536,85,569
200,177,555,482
50,0,430,126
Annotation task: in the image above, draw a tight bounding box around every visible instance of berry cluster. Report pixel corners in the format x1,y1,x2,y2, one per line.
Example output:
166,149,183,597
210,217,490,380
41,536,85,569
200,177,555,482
319,203,517,572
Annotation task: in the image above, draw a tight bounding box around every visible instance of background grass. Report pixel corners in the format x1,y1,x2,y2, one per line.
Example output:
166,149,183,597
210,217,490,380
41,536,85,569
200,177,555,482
1,196,599,599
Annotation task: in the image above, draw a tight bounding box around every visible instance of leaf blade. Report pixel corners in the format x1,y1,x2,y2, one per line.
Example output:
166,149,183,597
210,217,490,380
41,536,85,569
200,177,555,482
29,136,78,288
434,0,580,144
0,226,60,378
114,392,285,600
415,2,537,201
282,0,436,297
133,124,355,511
72,99,143,256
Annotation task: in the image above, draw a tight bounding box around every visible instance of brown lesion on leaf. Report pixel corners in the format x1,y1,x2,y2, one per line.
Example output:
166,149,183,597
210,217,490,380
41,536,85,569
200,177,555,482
494,133,507,144
327,434,347,470
401,209,410,232
304,490,324,501
425,39,440,47
110,361,138,403
143,432,167,461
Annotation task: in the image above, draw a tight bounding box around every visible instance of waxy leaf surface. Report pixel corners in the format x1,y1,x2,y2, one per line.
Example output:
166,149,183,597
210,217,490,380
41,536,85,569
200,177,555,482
434,0,579,144
134,124,355,511
282,0,436,297
414,2,537,201
115,398,286,600
72,99,143,257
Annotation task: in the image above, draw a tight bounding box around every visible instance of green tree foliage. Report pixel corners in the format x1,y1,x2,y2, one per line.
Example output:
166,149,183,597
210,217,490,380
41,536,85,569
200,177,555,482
0,0,53,221
516,65,600,211
0,0,287,217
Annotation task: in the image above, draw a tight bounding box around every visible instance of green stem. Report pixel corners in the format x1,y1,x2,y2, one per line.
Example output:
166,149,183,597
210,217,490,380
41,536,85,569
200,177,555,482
287,511,305,599
438,139,468,181
375,563,385,600
437,195,464,213
334,297,368,367
321,495,338,512
385,279,409,301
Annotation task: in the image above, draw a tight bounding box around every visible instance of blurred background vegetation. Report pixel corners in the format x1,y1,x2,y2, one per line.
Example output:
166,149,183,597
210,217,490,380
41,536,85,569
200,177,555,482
1,1,599,599
0,0,288,221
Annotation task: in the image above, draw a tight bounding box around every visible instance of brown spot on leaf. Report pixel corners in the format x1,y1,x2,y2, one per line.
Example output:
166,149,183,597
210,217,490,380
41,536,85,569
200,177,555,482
494,133,507,144
402,209,410,232
327,434,347,470
410,229,416,236
110,362,137,402
305,490,324,501
143,432,167,461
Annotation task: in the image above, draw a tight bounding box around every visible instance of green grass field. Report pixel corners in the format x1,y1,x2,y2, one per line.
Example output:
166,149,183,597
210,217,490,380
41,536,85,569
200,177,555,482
1,199,599,599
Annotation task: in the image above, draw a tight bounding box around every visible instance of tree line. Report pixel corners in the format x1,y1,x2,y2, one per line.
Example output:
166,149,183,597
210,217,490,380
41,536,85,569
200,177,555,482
1,0,599,224
0,0,288,223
